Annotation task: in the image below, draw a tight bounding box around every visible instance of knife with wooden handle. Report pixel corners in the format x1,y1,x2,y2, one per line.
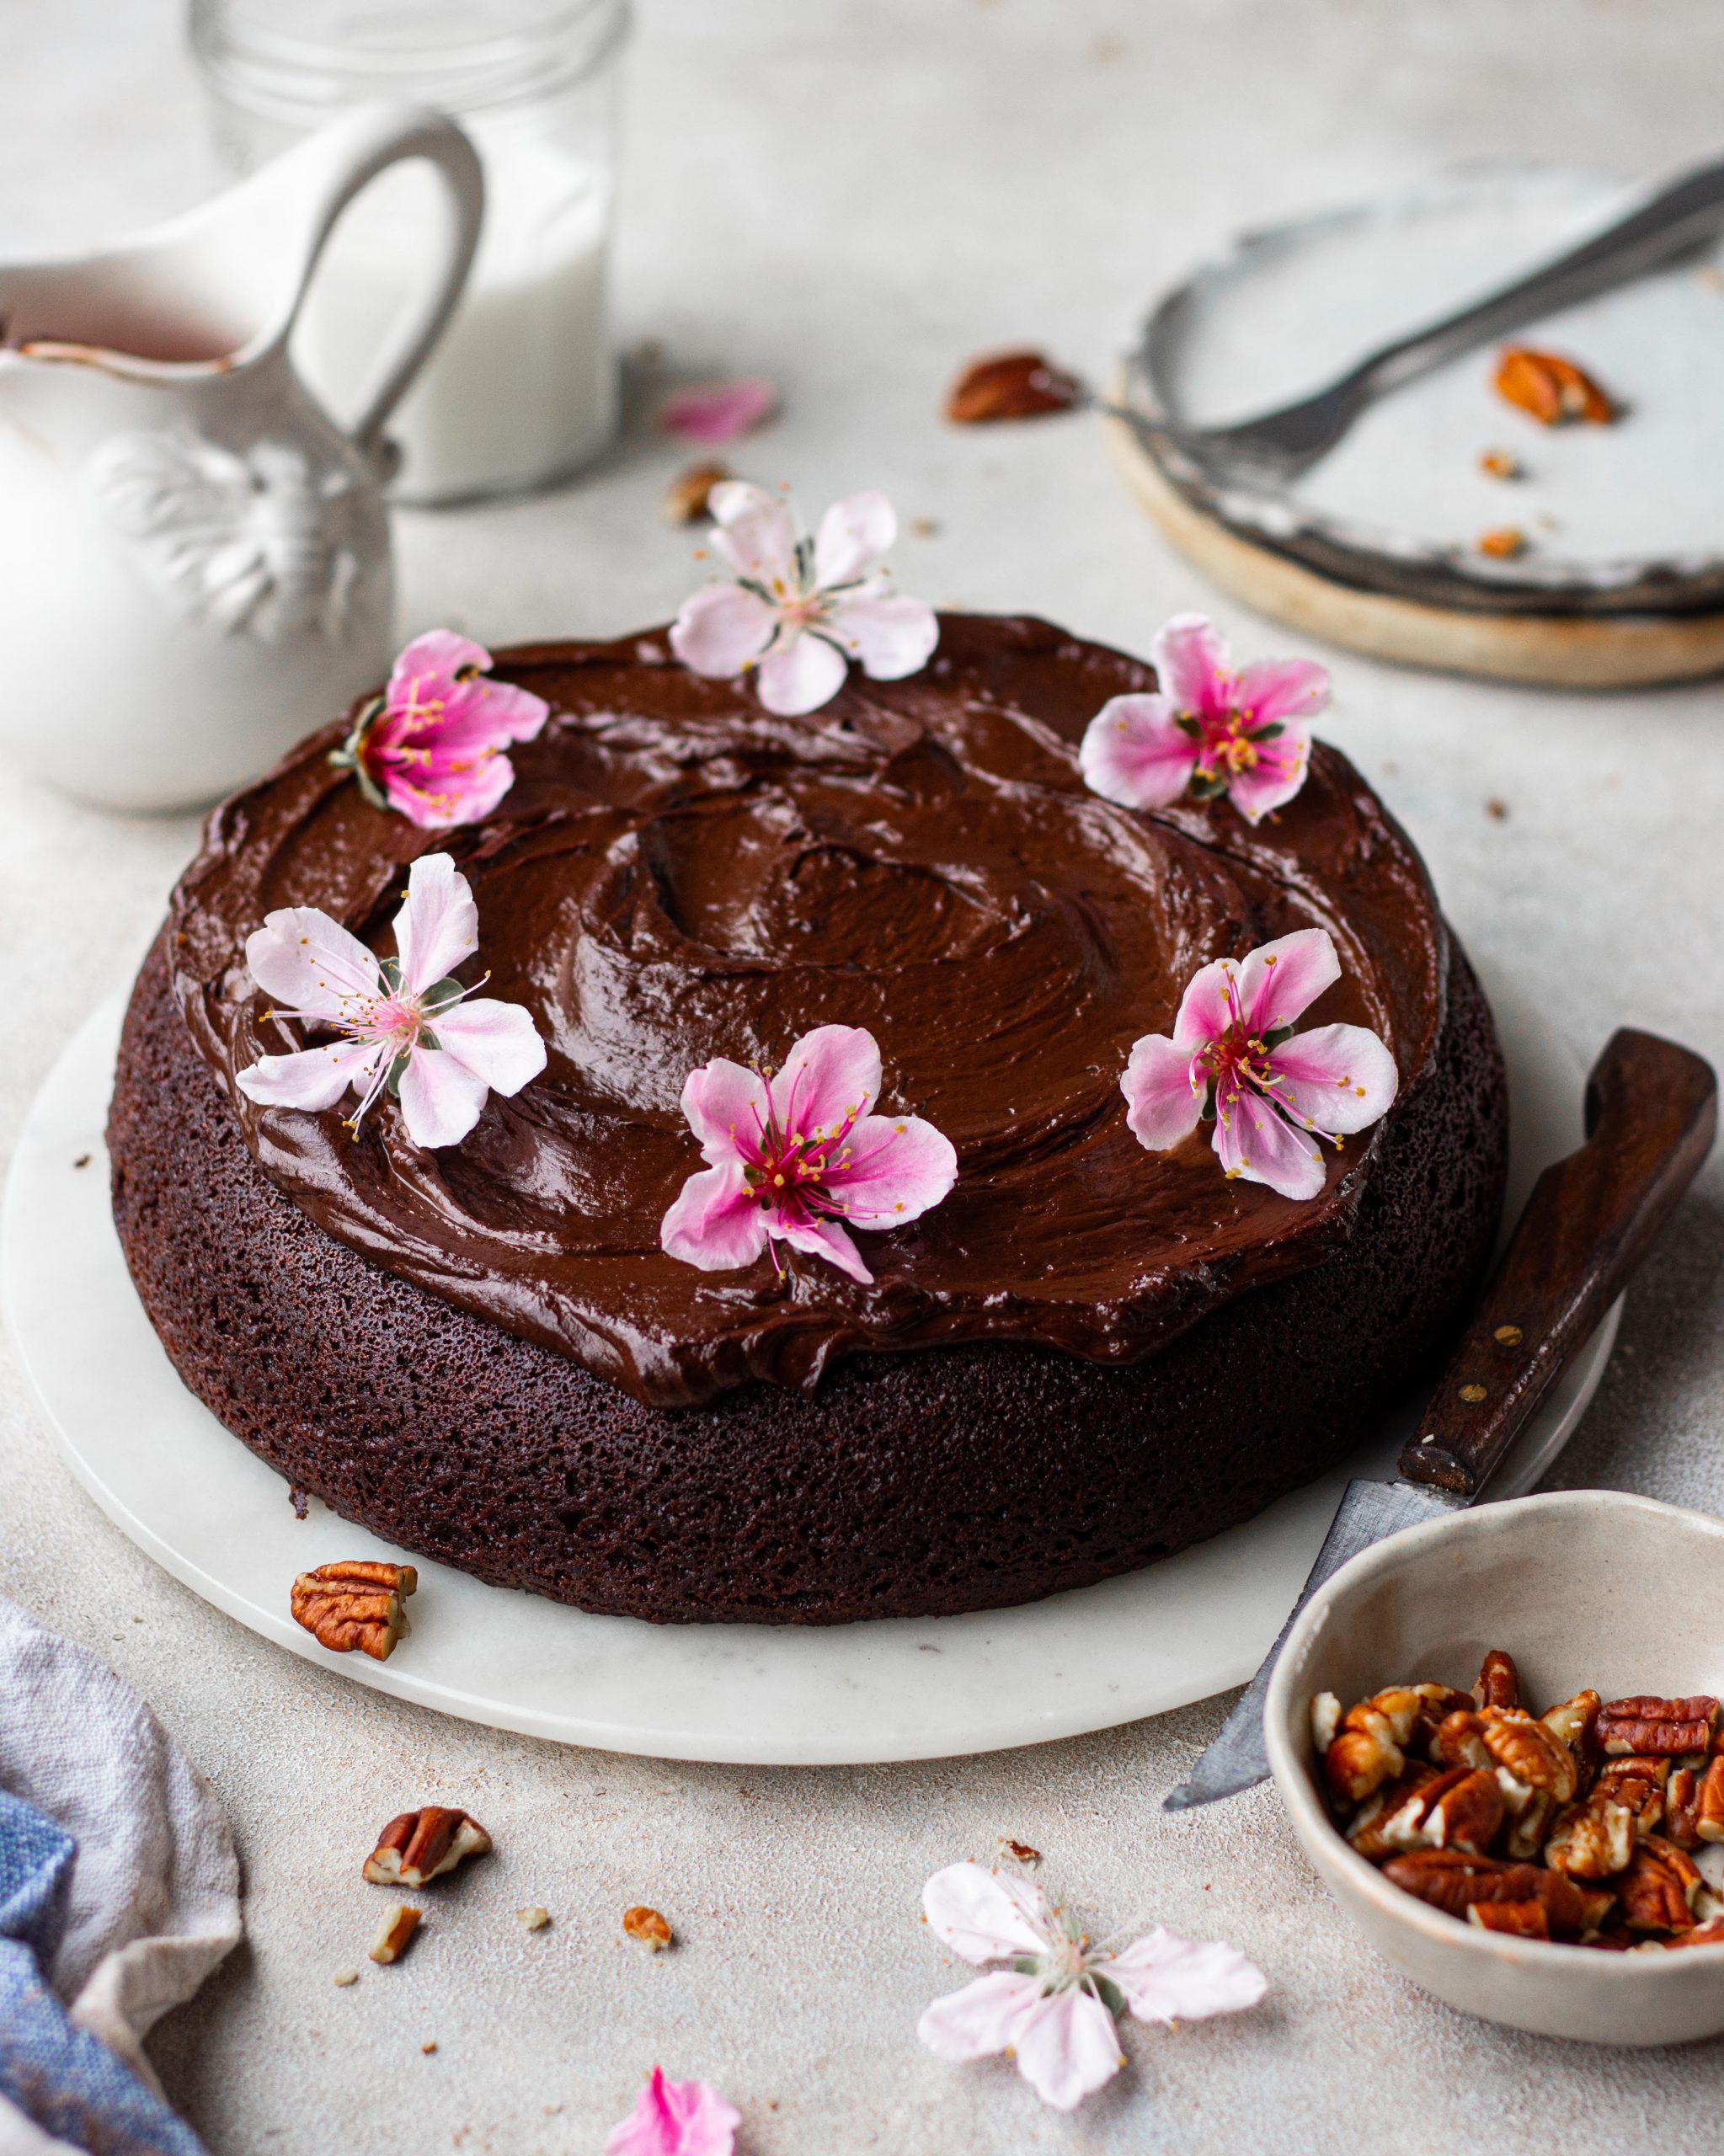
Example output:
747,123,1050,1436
1162,1027,1716,1812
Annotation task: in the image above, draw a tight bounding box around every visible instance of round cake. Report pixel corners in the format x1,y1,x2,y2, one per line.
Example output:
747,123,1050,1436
109,613,1508,1623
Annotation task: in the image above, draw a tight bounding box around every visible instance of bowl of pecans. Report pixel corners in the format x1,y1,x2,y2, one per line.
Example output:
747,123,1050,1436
1263,1488,1724,2042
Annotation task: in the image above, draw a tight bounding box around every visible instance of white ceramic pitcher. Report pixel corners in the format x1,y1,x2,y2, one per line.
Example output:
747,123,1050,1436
0,104,482,811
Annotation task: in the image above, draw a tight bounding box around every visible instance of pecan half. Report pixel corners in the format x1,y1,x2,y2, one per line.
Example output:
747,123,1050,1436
1384,1850,1608,1937
291,1561,416,1661
1429,1710,1492,1774
1388,1768,1504,1857
1695,1754,1724,1844
1541,1689,1602,1762
1596,1695,1719,1758
1472,1649,1521,1712
1619,1836,1701,1935
1411,1684,1478,1749
1544,1790,1636,1880
1481,1707,1580,1804
1666,1766,1702,1851
945,349,1083,425
1594,1755,1670,1833
1492,345,1617,426
1467,1899,1550,1940
1325,1689,1423,1805
1347,1763,1437,1862
365,1807,492,1887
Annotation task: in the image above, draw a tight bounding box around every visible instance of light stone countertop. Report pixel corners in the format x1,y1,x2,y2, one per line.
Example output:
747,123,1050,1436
3,2,1724,2149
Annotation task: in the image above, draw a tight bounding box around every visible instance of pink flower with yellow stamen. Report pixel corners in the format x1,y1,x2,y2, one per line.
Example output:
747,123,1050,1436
236,852,545,1150
1080,612,1325,825
660,1023,957,1283
1122,928,1398,1202
330,631,549,829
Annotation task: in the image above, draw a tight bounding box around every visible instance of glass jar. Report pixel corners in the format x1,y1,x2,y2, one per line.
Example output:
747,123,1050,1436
189,0,629,504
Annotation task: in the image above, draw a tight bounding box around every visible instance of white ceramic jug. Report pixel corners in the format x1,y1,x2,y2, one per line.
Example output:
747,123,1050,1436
0,104,482,811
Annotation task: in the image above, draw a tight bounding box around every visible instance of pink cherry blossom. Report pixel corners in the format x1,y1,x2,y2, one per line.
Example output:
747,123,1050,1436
1080,613,1326,825
236,851,546,1150
1121,926,1398,1203
917,1861,1265,2113
605,2068,740,2156
660,1023,957,1283
670,483,939,718
658,375,777,446
330,630,550,829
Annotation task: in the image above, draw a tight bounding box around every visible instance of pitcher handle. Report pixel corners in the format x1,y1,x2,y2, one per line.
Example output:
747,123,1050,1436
276,103,484,470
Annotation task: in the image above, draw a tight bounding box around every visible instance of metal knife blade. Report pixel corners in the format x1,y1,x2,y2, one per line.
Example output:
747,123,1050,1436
1161,1027,1716,1814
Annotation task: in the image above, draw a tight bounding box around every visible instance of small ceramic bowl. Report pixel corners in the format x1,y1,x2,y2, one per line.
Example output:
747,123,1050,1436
1264,1489,1724,2044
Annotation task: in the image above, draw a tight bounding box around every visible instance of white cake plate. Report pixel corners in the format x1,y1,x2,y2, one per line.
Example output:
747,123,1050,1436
2,984,1618,1766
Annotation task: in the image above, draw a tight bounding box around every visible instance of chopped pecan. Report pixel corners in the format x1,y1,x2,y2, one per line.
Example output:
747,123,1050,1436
1663,1915,1724,1951
1594,1755,1670,1833
1326,1689,1423,1805
945,349,1083,425
1410,1684,1477,1749
1493,344,1617,426
1481,1708,1580,1806
1346,1763,1437,1862
1596,1695,1719,1758
1618,1836,1702,1934
1472,1649,1521,1712
622,1905,673,1951
1695,1754,1724,1844
365,1807,492,1887
1429,1710,1492,1774
1544,1789,1636,1880
1466,1900,1550,1940
1541,1689,1602,1761
370,1903,423,1964
291,1560,416,1661
1667,1766,1702,1851
663,460,731,526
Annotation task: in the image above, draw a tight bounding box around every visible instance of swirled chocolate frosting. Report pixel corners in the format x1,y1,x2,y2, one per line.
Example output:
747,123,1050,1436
168,615,1445,1407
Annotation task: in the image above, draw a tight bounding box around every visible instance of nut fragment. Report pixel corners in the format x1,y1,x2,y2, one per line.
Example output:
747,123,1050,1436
1473,1650,1521,1712
1493,344,1617,426
1544,1788,1637,1881
291,1560,416,1661
1467,1899,1550,1939
1540,1689,1601,1761
1325,1688,1423,1806
997,1838,1041,1865
663,460,731,526
1310,1691,1342,1754
1619,1837,1701,1935
1477,526,1527,561
516,1906,552,1931
1478,448,1522,480
1347,1763,1438,1863
622,1905,672,1951
1695,1755,1724,1844
332,1967,360,1988
1429,1710,1492,1774
365,1807,492,1887
1596,1695,1719,1758
1663,1915,1724,1950
945,348,1083,425
1667,1766,1702,1851
1594,1754,1670,1835
370,1904,423,1964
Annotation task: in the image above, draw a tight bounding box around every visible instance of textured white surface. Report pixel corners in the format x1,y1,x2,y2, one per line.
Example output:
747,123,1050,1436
4,1,1724,2149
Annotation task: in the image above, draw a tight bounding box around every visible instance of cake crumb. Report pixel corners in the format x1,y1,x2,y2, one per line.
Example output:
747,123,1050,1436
997,1837,1041,1865
421,2041,438,2055
72,1153,91,1169
910,515,942,538
288,1485,308,1520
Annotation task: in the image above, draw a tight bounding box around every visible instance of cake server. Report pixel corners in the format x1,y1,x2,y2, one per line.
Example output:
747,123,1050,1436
1163,1026,1716,1812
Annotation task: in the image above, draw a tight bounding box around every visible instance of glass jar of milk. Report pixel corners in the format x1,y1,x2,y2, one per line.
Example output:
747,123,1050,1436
189,0,628,504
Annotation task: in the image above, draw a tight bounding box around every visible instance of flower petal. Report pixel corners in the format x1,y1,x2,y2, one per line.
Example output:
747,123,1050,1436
770,1025,883,1146
1236,654,1330,728
657,376,777,447
1121,1033,1204,1152
755,630,848,717
1172,956,1242,1052
669,583,777,680
681,1057,771,1158
396,1043,491,1150
825,1113,957,1229
661,1160,768,1273
915,1970,1043,2063
707,483,798,584
1266,1021,1398,1134
813,490,897,587
1212,1075,1327,1201
435,671,552,750
825,592,939,682
1010,1987,1126,2113
236,1036,382,1112
392,852,480,995
382,751,518,832
244,906,382,1017
605,2065,740,2156
774,1214,873,1283
1078,693,1198,811
1225,719,1311,825
1236,927,1339,1038
389,629,491,701
1151,612,1232,721
1092,1929,1268,2025
429,998,547,1098
921,1861,1052,1965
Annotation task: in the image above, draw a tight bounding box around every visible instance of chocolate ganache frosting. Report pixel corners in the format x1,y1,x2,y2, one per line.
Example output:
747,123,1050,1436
168,614,1443,1409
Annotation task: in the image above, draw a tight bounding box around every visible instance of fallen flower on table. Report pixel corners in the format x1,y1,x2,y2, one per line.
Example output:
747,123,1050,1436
670,482,938,717
659,375,778,446
606,2067,740,2156
1119,927,1398,1203
917,1861,1265,2112
1080,611,1324,825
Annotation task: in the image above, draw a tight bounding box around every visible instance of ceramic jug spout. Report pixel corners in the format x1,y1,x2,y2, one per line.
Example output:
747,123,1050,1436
0,105,483,811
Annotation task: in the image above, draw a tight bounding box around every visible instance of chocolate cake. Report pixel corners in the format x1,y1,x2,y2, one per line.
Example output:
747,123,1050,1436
109,614,1508,1623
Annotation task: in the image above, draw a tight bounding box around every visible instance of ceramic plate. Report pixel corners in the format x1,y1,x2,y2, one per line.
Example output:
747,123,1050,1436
1125,166,1724,616
1,983,1617,1765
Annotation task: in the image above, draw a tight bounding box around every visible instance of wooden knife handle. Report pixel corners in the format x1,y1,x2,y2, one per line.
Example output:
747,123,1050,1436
1398,1028,1716,1497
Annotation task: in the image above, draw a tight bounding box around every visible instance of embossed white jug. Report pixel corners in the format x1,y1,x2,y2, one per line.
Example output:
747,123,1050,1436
0,104,482,810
